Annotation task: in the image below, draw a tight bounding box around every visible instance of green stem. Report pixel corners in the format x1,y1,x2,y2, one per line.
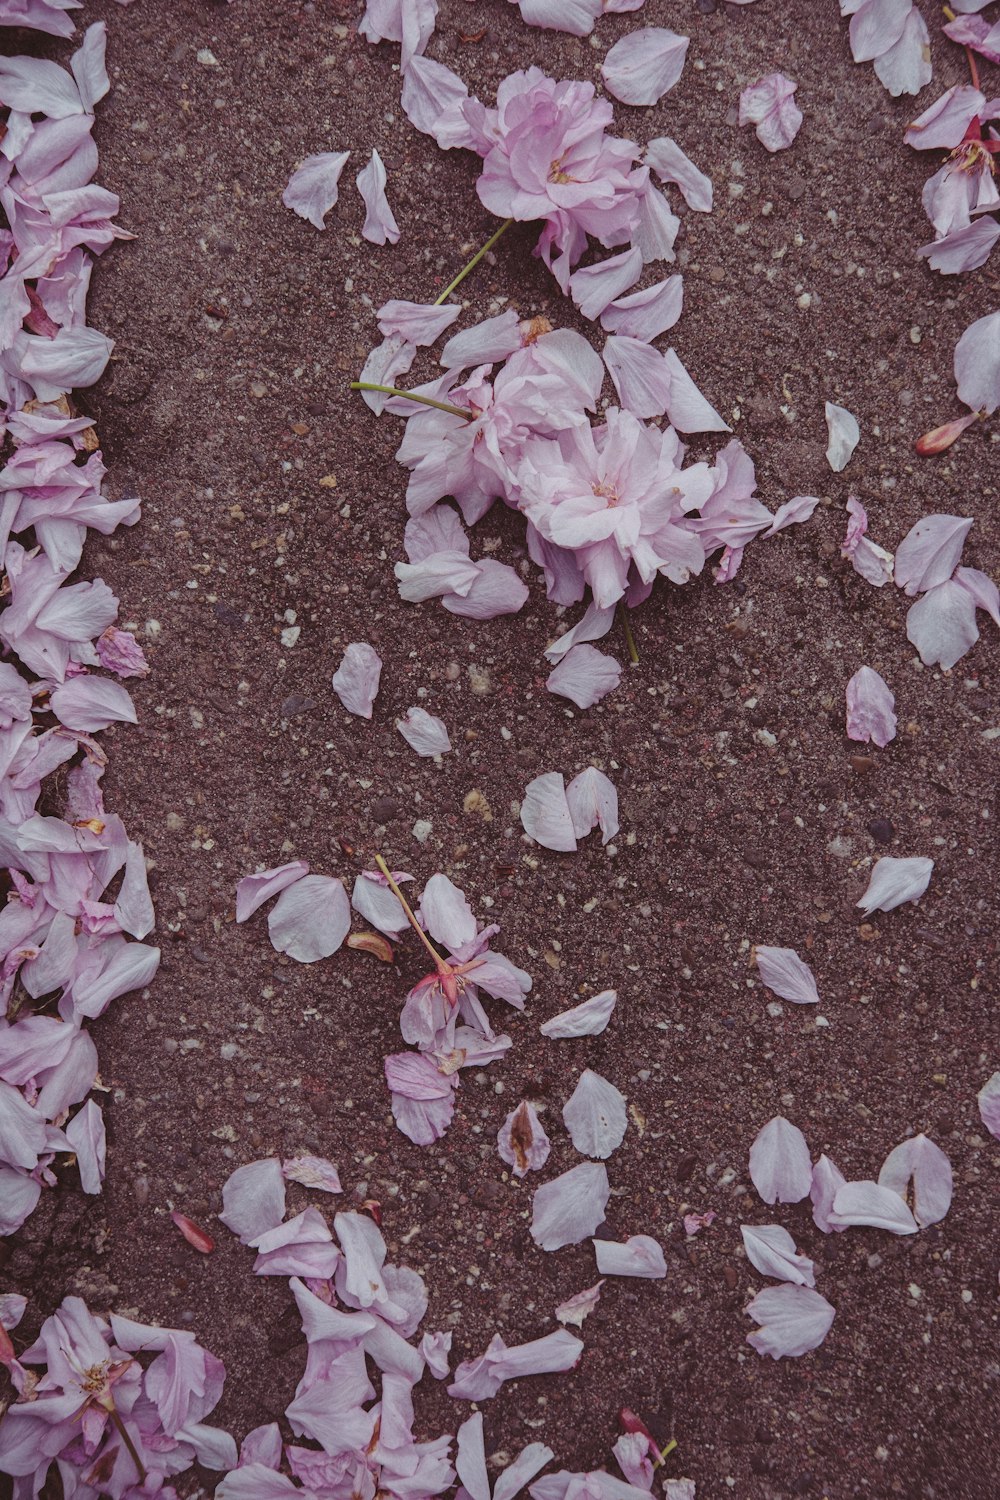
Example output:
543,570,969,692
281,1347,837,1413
374,855,450,974
349,382,473,421
433,218,514,307
619,604,640,666
652,1438,678,1468
108,1406,147,1485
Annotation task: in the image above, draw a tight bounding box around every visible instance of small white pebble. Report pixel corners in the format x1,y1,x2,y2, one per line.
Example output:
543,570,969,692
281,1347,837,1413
280,626,301,648
197,48,219,66
412,819,433,844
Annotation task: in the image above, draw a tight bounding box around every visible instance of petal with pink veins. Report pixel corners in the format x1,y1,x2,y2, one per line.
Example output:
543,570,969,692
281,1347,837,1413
749,1116,812,1205
746,1284,835,1359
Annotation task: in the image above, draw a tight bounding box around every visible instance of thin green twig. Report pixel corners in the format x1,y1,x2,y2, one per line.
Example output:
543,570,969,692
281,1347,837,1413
433,218,514,306
350,382,473,420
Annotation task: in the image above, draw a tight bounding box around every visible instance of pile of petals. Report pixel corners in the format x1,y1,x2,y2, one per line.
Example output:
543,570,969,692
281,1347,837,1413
236,862,531,1147
0,1293,236,1489
840,500,998,669
839,0,932,97
742,1116,952,1357
0,22,160,1237
905,85,1000,275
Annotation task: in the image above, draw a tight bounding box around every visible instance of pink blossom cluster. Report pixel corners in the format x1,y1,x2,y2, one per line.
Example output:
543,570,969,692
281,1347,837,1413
905,84,1000,274
0,23,159,1237
0,1293,235,1491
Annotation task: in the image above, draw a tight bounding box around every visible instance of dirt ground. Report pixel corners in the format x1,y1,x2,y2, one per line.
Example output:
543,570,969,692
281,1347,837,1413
2,0,999,1496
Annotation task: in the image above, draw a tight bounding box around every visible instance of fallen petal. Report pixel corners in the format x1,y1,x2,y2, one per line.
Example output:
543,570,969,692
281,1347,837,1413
540,989,617,1039
746,1284,835,1359
754,946,819,1006
856,856,933,915
531,1161,610,1251
845,666,897,748
562,1069,628,1159
825,401,860,472
749,1116,812,1205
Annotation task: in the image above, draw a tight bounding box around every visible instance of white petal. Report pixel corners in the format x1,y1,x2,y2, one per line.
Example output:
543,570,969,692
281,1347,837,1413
740,1223,815,1286
531,1162,611,1251
562,1069,628,1159
540,989,617,1039
749,1116,812,1205
601,27,689,106
855,856,933,915
906,581,979,669
745,1284,835,1359
566,766,619,845
521,772,578,852
268,875,351,962
825,401,860,471
396,706,451,757
829,1179,918,1234
593,1234,666,1279
547,645,622,709
878,1134,952,1227
845,666,897,748
754,946,819,1005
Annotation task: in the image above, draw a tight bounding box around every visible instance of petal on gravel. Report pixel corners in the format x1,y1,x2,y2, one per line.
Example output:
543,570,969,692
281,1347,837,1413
810,1154,848,1234
829,1179,919,1234
331,642,383,718
282,151,350,228
562,1069,628,1159
894,513,973,596
521,772,578,852
749,1116,812,1205
978,1073,1000,1139
219,1158,286,1244
396,706,451,757
540,989,617,1039
955,309,1000,415
267,874,351,962
531,1161,611,1251
555,1281,605,1328
741,1223,815,1286
855,855,933,915
878,1134,952,1227
593,1234,666,1279
754,945,820,1005
566,766,619,845
236,860,311,923
906,580,980,669
498,1101,551,1179
547,645,622,709
601,28,689,105
845,666,897,748
825,401,860,471
746,1284,835,1359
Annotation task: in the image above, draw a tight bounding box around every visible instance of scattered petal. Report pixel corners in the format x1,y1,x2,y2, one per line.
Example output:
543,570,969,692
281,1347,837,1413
878,1134,952,1227
829,1179,919,1234
357,148,400,246
540,989,617,1039
566,766,619,845
601,28,690,106
268,874,351,962
977,1073,1000,1140
753,946,819,1006
521,772,578,853
347,931,395,962
283,151,350,229
531,1161,611,1251
593,1234,666,1279
906,579,979,669
825,401,860,472
219,1157,286,1244
746,1284,835,1359
741,1224,815,1286
739,72,803,152
547,645,622,709
555,1281,605,1328
282,1155,343,1194
749,1116,812,1205
498,1101,551,1178
171,1211,216,1254
955,309,1000,415
562,1069,628,1159
396,706,452,757
810,1154,848,1235
894,513,973,596
331,642,383,718
236,860,311,923
856,856,933,915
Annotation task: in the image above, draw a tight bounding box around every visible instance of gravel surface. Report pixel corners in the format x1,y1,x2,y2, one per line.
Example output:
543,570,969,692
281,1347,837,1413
3,1,999,1496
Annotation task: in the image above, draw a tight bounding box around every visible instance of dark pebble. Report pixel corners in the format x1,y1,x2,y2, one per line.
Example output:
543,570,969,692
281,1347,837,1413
867,816,894,844
281,694,316,717
696,0,717,10
371,796,399,823
213,601,247,629
675,1153,697,1182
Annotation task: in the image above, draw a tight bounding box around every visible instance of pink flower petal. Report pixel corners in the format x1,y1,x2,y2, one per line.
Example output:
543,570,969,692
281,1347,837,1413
918,216,1000,275
956,566,1000,627
601,28,689,106
351,869,412,935
754,946,819,1006
448,1329,583,1400
420,1328,452,1378
563,1069,628,1159
219,1157,286,1244
593,1234,666,1279
662,348,729,432
895,513,973,596
358,333,416,414
547,645,622,709
331,641,382,718
566,766,619,845
906,579,980,668
829,1179,918,1234
745,1284,835,1359
570,248,643,321
540,989,617,1039
377,299,461,345
955,309,1000,415
554,1281,605,1328
48,676,136,732
64,1098,105,1194
878,1133,952,1227
396,706,451,757
978,1072,1000,1139
521,772,578,853
856,855,933,915
848,0,910,63
395,551,481,603
600,276,684,342
282,151,350,229
739,72,802,152
764,495,819,536
236,860,311,923
825,401,860,472
498,1101,551,1179
282,1155,343,1194
513,0,602,35
810,1154,848,1234
400,54,478,152
741,1223,815,1286
904,84,986,149
356,149,400,246
845,666,897,748
441,557,529,618
645,136,712,211
441,309,524,369
749,1116,812,1205
603,336,672,420
873,7,931,96
531,1161,611,1251
268,874,351,962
